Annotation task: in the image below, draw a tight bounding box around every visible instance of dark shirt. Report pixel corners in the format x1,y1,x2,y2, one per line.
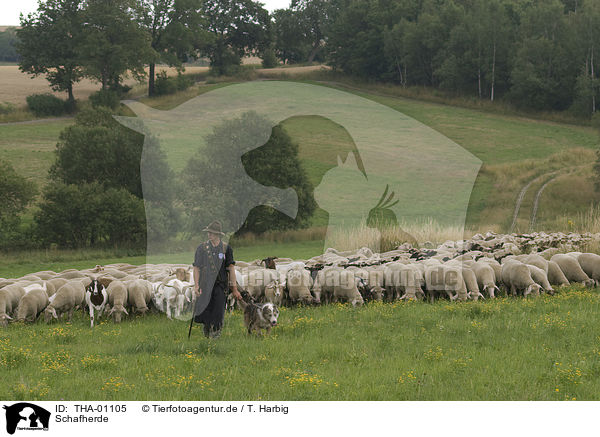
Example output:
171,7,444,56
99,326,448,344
193,240,235,290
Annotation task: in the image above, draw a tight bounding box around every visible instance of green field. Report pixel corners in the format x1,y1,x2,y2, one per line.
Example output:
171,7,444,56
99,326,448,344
1,286,598,400
1,77,599,237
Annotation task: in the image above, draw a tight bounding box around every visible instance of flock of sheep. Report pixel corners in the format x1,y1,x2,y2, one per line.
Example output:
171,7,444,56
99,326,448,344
2,231,600,328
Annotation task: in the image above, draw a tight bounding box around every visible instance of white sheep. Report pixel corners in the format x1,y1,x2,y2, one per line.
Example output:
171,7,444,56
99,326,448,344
576,253,600,285
44,281,85,323
523,254,549,273
527,265,554,295
462,267,484,300
106,280,129,323
424,265,467,302
547,260,570,287
285,268,313,305
550,254,594,287
472,261,499,298
16,287,49,323
331,269,364,306
247,269,284,303
0,284,26,327
501,261,541,297
127,279,152,315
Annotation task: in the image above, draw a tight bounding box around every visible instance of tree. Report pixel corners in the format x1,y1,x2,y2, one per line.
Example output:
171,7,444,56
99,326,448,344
17,0,84,105
50,107,145,196
239,124,317,234
272,9,309,64
290,0,337,63
435,0,514,100
135,0,208,96
179,112,316,235
0,160,36,236
571,0,600,116
78,0,153,90
0,28,19,62
35,182,146,247
509,0,579,110
201,0,271,75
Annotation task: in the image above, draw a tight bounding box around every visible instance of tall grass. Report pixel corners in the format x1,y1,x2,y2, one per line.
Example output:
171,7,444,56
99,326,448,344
326,220,477,252
231,227,327,246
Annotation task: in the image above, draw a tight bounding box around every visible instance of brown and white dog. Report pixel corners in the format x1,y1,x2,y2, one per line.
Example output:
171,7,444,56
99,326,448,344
238,293,279,335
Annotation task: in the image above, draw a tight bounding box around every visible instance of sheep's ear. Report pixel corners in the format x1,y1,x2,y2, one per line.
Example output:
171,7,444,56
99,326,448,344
5,314,12,320
52,308,58,319
122,307,129,315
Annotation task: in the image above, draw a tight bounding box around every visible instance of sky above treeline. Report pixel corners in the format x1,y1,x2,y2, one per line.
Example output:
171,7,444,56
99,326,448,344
0,0,290,26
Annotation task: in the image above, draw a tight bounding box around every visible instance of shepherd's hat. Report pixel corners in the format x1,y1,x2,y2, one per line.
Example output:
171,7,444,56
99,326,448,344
202,220,225,235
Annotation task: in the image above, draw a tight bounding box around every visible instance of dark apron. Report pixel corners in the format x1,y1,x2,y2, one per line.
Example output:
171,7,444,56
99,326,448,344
193,242,228,328
193,283,227,329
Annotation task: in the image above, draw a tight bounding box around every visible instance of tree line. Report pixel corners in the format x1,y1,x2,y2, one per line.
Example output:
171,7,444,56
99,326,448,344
14,0,600,117
323,0,600,116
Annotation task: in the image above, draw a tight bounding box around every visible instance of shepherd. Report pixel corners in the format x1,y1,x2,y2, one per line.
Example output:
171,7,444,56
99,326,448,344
190,220,242,339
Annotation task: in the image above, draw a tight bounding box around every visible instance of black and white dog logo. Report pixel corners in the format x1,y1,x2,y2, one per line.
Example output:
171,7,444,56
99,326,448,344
3,403,50,435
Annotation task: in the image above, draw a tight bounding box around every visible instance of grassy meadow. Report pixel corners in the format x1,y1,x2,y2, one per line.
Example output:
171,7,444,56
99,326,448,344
2,72,599,234
1,286,599,400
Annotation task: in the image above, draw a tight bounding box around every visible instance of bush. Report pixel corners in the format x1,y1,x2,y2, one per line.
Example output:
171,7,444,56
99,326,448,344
35,182,146,248
0,102,15,115
89,89,121,109
154,71,194,96
154,71,177,96
26,93,69,117
0,159,36,238
261,49,279,69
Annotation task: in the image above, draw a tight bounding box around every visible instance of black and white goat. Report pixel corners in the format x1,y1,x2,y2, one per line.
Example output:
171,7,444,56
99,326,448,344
85,279,108,328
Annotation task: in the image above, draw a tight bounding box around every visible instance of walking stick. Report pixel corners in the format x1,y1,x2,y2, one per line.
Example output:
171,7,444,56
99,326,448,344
188,310,194,339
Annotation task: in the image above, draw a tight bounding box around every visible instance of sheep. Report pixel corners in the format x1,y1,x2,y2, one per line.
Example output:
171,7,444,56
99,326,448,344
523,254,549,273
384,263,424,301
18,275,42,282
501,261,541,297
127,279,152,315
472,261,499,298
0,284,26,327
364,266,385,301
331,269,364,306
15,287,49,323
312,267,336,304
247,269,284,303
285,268,313,305
44,281,85,323
56,270,87,280
47,278,68,297
547,260,570,287
576,253,600,285
106,280,129,323
527,265,554,295
477,258,502,282
462,267,484,300
31,271,56,280
550,254,594,287
424,265,467,302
